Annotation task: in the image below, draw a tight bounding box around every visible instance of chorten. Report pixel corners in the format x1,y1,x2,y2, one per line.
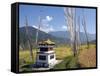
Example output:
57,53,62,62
35,39,56,68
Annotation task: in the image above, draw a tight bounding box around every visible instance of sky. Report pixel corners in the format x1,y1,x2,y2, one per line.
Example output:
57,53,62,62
19,4,96,34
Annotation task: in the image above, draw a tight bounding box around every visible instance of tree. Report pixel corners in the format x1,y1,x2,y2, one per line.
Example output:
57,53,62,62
25,16,33,61
82,9,89,49
76,16,81,52
64,8,78,56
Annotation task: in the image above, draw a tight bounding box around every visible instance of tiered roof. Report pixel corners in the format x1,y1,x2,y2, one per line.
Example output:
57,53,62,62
38,39,55,45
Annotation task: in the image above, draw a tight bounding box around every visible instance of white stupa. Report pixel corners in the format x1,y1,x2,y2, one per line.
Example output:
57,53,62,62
35,39,56,68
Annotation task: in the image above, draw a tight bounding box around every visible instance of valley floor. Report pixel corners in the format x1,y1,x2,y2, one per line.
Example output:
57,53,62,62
19,44,96,72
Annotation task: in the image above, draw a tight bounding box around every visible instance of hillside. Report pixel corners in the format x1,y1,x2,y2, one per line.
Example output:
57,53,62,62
19,26,96,50
49,31,96,43
19,26,70,49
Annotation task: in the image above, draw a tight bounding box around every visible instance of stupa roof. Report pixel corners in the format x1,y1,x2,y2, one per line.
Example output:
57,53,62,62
39,39,55,45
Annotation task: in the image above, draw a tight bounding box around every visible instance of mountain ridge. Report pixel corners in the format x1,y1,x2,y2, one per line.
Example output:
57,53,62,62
19,26,96,49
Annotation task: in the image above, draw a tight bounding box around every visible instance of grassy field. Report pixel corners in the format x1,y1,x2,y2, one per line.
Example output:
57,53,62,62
19,49,37,71
19,44,96,71
78,45,96,67
53,44,96,69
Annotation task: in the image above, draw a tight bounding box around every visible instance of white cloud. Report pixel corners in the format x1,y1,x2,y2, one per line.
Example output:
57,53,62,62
62,25,67,30
33,25,55,33
32,16,54,33
46,16,53,21
33,25,38,29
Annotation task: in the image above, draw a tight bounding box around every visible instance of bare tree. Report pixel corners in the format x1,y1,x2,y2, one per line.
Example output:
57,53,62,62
25,16,33,61
82,9,89,49
77,16,81,51
64,8,89,56
64,8,77,56
35,16,41,46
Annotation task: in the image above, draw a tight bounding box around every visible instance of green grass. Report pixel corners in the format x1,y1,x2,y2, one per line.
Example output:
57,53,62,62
19,49,37,71
53,56,80,69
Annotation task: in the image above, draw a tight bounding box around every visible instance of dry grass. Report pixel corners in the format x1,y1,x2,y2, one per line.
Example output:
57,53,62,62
78,45,96,67
54,46,73,60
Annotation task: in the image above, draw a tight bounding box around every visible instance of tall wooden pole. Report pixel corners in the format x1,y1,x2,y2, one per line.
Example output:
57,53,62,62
25,16,33,61
35,16,41,46
77,16,81,51
82,9,89,49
